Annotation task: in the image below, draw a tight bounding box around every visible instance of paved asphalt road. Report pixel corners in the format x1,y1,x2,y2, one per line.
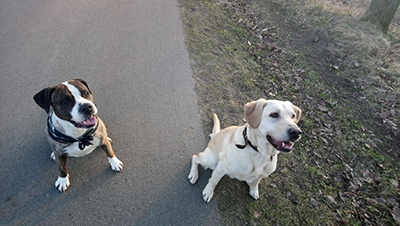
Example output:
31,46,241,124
0,0,221,225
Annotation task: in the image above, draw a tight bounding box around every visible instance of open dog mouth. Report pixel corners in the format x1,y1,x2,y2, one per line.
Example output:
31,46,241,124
70,115,97,128
266,135,294,152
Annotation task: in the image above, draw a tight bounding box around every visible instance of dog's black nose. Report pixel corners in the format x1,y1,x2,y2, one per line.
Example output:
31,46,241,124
288,128,302,141
79,103,93,115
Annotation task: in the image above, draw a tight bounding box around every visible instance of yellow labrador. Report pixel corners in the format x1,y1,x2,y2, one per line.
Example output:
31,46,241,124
188,99,302,202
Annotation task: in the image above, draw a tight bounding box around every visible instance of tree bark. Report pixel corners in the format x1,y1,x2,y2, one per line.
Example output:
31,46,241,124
360,0,400,33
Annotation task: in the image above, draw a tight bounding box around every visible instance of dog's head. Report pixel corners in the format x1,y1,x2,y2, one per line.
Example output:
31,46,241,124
33,79,98,128
244,98,302,153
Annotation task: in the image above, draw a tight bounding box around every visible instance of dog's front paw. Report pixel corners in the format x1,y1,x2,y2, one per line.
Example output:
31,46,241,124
202,184,215,203
249,187,260,200
50,152,55,161
108,157,123,171
55,175,70,192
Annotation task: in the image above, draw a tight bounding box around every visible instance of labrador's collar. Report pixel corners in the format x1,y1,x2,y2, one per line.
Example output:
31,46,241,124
235,126,259,153
47,112,99,150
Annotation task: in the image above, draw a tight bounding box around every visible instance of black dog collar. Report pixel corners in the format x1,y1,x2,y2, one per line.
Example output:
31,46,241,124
47,113,99,150
235,126,259,152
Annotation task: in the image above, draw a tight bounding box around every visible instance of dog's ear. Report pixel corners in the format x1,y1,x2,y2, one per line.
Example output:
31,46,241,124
33,87,55,114
73,78,92,94
292,104,302,123
244,99,268,128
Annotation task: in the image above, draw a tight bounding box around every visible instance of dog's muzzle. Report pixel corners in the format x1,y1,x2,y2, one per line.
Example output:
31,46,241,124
267,128,302,152
70,103,97,128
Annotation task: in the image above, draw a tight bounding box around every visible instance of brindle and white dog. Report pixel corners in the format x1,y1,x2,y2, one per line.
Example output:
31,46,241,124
188,99,302,202
34,79,123,192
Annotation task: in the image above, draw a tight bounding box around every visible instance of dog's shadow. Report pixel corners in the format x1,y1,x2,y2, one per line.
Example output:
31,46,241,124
0,135,117,225
131,162,222,226
1,140,223,225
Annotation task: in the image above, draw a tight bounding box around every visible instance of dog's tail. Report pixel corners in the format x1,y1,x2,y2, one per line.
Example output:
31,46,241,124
209,113,220,138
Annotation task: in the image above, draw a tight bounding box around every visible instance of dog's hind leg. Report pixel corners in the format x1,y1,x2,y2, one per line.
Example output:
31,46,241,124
188,154,200,184
51,152,56,161
188,148,217,184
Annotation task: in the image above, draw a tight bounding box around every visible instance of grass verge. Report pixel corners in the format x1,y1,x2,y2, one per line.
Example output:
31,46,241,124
179,0,400,225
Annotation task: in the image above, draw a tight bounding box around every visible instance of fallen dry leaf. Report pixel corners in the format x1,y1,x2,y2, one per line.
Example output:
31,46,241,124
379,111,391,119
392,206,400,223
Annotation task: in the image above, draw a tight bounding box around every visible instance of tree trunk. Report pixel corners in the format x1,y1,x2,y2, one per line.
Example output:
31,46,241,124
360,0,400,33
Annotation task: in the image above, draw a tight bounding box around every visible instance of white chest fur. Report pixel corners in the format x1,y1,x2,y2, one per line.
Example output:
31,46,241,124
63,137,100,157
228,153,278,183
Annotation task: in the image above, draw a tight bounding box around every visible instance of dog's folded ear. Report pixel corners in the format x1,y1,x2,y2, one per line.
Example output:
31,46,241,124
33,87,55,114
72,78,92,94
292,104,302,123
244,99,268,128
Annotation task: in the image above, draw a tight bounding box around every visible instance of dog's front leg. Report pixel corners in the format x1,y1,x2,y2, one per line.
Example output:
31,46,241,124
55,154,70,192
202,164,225,203
247,178,262,199
101,140,123,172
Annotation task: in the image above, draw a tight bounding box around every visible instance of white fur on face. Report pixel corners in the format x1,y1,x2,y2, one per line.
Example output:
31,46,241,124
258,100,300,142
62,81,98,123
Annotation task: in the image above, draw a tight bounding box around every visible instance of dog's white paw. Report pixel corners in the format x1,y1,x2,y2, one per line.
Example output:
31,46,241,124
188,171,199,184
202,184,214,203
108,157,123,171
55,175,70,192
249,187,260,200
50,152,56,161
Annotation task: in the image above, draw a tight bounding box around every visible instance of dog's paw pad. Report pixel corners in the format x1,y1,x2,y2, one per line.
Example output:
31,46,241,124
50,152,56,161
108,157,123,172
55,175,70,192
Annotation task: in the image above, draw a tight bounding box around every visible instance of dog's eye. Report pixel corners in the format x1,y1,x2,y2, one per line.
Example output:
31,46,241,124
82,91,89,97
269,113,279,118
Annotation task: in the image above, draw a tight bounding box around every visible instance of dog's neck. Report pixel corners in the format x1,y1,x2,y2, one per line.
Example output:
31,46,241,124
246,124,278,157
50,110,88,138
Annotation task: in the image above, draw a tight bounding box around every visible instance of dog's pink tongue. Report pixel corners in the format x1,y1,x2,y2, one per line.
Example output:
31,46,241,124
83,116,96,126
